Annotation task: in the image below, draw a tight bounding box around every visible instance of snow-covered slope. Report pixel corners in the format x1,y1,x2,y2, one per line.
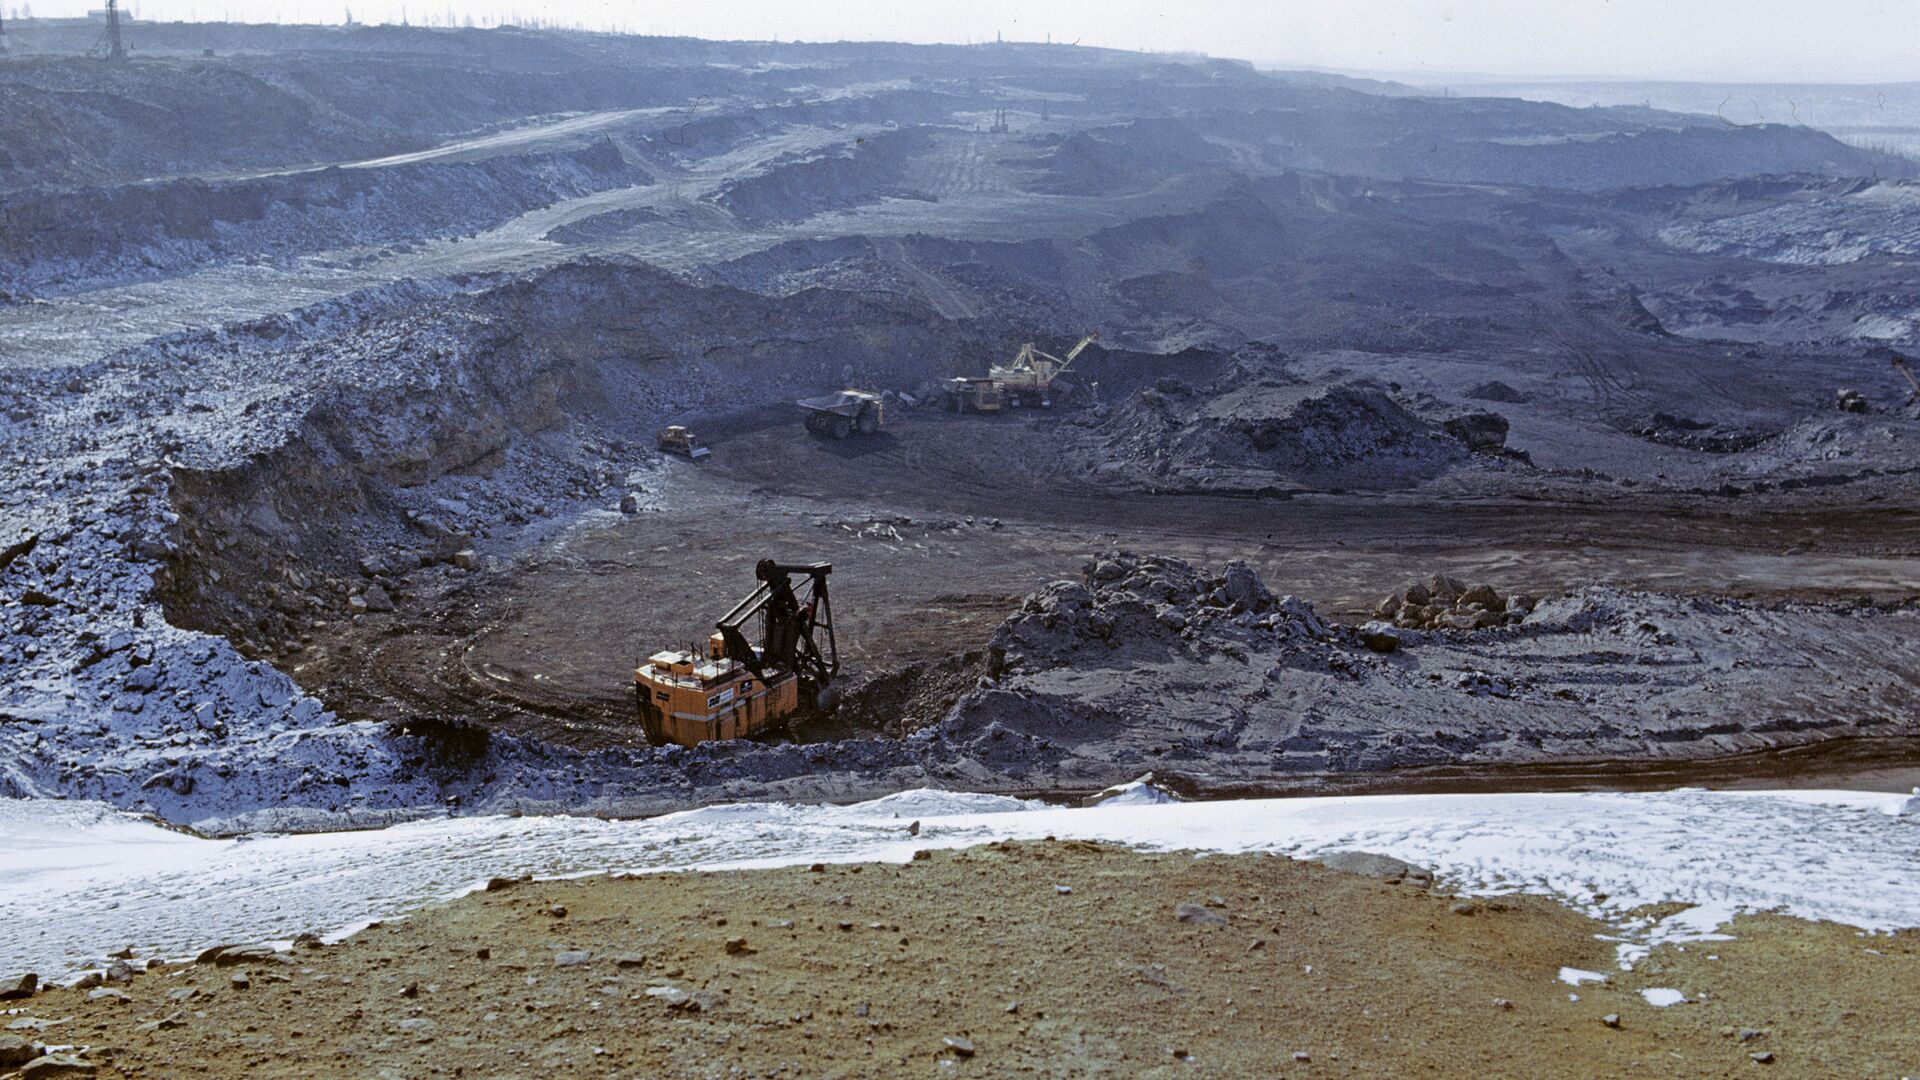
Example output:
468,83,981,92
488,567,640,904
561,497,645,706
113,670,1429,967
3,786,1915,982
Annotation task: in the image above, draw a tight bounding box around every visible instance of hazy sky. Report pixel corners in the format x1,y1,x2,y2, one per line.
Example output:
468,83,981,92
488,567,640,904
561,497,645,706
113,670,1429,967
20,0,1920,83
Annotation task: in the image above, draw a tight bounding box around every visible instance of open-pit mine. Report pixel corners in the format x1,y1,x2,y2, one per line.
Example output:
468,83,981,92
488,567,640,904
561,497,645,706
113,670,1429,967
0,11,1917,1076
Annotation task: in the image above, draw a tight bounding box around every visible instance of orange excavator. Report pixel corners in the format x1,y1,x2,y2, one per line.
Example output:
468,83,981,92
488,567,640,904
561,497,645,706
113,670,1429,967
633,560,838,747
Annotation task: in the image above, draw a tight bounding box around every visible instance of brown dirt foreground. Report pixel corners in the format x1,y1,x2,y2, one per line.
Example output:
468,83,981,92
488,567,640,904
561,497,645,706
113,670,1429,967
5,844,1917,1080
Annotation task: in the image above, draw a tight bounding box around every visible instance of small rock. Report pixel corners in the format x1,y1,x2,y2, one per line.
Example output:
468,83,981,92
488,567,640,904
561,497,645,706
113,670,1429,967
204,944,277,967
854,1003,870,1018
85,988,130,1004
1738,1028,1765,1043
1292,1051,1311,1063
943,1035,976,1058
1601,1014,1621,1029
1174,902,1228,927
618,494,640,514
645,986,692,1008
230,974,250,990
547,905,568,918
166,987,198,1001
451,549,479,572
907,820,921,836
723,938,754,956
1749,1051,1774,1064
554,951,592,967
20,1054,95,1079
612,954,647,968
475,947,491,960
362,583,394,613
1450,901,1478,916
400,981,421,997
0,973,37,1000
135,1012,187,1033
1054,885,1073,895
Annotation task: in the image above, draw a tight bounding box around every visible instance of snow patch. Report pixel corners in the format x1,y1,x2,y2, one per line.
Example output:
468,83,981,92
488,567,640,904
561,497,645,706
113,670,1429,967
2,786,1918,980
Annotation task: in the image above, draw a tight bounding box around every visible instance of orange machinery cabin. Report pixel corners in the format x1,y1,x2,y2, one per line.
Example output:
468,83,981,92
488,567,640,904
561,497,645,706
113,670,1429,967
634,632,800,747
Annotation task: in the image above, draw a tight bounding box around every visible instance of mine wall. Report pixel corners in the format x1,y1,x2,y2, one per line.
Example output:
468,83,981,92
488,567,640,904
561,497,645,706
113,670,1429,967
145,261,1002,676
0,138,651,298
711,127,941,226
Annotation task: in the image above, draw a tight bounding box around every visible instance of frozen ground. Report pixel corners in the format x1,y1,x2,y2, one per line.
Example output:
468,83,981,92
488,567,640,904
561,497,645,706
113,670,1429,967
2,786,1916,983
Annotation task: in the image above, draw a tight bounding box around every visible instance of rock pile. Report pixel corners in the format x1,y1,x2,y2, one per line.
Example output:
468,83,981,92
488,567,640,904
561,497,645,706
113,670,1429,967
1373,575,1537,631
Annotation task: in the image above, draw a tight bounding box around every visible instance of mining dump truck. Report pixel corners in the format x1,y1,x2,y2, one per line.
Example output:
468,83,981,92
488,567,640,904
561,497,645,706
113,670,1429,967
656,425,710,459
633,559,839,747
945,331,1099,412
798,389,885,438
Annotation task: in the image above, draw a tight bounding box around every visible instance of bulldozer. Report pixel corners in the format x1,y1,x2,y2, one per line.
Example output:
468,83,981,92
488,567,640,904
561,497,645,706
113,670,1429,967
797,389,885,438
945,331,1099,412
633,559,839,747
656,425,710,459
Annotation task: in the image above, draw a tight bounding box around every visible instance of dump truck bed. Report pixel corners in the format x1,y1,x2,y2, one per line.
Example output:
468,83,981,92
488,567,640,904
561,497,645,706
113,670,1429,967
796,391,876,416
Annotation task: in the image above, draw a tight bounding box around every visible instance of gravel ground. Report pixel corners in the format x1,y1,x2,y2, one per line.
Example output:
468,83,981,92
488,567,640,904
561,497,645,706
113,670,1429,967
2,842,1914,1078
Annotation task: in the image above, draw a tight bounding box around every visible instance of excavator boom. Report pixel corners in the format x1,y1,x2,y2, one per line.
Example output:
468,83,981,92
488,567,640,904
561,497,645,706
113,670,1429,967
1894,354,1920,398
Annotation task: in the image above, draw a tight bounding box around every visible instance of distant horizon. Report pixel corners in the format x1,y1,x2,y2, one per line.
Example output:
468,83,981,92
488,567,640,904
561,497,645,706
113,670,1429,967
5,0,1916,85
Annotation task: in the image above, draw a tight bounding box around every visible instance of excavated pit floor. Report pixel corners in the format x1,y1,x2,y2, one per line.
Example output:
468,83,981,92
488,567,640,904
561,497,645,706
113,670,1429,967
281,404,1920,789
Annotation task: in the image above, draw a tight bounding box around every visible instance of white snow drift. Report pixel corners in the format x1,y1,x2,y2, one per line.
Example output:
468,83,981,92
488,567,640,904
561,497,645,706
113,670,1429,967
2,786,1916,981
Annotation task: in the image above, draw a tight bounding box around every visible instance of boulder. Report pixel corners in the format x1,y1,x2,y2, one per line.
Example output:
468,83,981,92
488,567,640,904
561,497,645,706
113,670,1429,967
1314,851,1433,888
1221,561,1273,610
0,1034,42,1067
1443,411,1510,451
1357,622,1400,653
1459,584,1503,611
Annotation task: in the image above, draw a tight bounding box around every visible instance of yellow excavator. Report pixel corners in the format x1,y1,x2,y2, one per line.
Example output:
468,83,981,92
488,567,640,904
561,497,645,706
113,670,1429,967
946,331,1100,412
633,560,838,747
